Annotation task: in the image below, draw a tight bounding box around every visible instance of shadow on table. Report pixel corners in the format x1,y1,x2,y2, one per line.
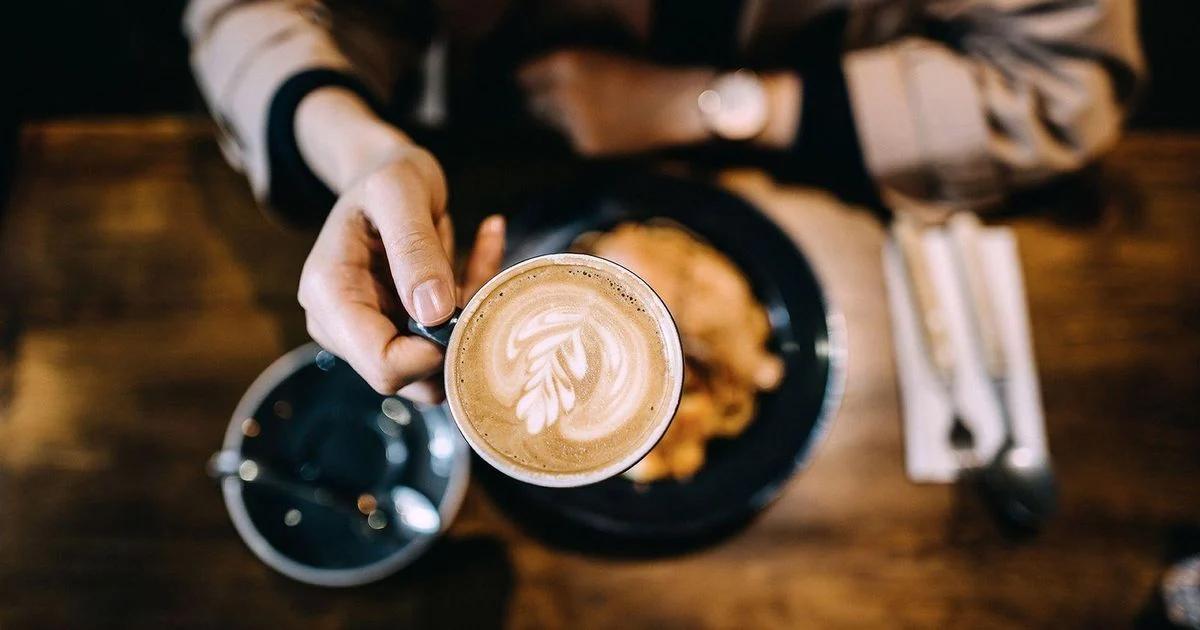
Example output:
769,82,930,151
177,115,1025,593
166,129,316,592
942,470,1047,543
1134,524,1200,629
270,535,515,628
992,164,1144,230
473,459,760,558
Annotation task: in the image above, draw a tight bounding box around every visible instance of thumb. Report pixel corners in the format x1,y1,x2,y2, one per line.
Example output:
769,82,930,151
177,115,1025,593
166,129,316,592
359,163,457,326
461,214,507,301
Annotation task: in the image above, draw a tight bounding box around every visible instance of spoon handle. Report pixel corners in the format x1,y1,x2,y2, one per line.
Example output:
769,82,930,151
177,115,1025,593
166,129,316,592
946,214,1019,446
209,451,349,511
208,451,421,539
948,213,1007,379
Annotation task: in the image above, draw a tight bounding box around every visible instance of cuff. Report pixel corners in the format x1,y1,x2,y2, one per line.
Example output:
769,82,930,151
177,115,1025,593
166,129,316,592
843,39,1000,209
266,69,382,227
776,8,877,208
187,1,362,200
788,51,878,208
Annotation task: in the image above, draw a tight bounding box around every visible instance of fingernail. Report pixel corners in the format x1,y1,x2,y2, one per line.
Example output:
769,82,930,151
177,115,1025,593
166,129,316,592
413,278,454,325
482,215,505,233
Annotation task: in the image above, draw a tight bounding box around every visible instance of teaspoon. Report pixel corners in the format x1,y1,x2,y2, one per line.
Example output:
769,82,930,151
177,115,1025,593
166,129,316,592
207,450,439,538
949,213,1058,529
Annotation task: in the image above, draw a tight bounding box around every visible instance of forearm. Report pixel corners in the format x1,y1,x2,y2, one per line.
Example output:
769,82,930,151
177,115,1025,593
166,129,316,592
294,86,417,194
841,1,1142,206
291,67,801,194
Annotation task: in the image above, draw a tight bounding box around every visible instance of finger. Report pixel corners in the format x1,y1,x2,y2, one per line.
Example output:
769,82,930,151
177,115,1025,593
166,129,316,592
517,53,565,90
322,300,445,394
305,314,335,350
527,92,565,128
300,192,446,395
519,50,583,89
359,166,457,326
397,378,446,405
437,212,455,259
462,215,506,300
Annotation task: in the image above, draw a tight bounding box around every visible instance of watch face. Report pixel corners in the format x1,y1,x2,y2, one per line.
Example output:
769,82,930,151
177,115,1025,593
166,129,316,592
699,71,768,141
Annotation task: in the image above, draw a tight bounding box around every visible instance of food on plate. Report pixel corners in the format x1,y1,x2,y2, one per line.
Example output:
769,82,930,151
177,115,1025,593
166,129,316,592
573,221,783,481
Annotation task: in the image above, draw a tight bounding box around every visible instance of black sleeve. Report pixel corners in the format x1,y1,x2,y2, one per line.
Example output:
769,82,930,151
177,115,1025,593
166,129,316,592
265,69,383,228
780,11,880,209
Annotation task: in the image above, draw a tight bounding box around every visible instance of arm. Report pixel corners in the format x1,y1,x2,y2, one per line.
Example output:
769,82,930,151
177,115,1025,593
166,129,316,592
515,51,802,155
184,1,504,399
517,0,1141,210
183,0,422,220
842,0,1144,210
293,85,414,193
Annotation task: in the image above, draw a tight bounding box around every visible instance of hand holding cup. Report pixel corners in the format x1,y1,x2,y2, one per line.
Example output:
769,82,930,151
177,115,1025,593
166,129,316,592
298,146,505,401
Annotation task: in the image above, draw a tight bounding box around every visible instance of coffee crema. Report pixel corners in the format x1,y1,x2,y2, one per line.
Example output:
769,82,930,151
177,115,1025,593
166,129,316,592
444,254,683,486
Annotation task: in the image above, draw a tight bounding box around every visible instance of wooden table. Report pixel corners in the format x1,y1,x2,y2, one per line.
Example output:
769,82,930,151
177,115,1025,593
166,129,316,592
1,118,1198,629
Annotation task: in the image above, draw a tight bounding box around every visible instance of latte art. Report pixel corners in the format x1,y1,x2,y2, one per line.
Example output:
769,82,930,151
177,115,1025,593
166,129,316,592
444,254,683,486
506,306,589,434
502,298,647,441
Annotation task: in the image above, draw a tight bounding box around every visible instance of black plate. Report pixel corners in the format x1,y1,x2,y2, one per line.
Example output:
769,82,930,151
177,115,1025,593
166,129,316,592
480,171,845,552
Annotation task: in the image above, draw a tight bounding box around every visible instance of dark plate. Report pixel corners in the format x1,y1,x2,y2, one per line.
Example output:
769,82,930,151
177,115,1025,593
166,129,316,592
480,171,846,552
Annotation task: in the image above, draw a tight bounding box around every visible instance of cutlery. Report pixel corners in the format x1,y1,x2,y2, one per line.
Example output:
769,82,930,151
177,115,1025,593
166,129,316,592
948,213,1058,528
207,450,440,537
893,217,980,469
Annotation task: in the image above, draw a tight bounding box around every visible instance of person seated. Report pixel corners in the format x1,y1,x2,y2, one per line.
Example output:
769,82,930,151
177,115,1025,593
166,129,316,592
183,0,1143,398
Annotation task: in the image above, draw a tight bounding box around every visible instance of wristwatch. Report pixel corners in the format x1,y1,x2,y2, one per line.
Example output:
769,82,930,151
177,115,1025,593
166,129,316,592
697,70,769,141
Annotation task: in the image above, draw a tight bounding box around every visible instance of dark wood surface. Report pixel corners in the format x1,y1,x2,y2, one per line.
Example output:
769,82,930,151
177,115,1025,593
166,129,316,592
0,118,1197,629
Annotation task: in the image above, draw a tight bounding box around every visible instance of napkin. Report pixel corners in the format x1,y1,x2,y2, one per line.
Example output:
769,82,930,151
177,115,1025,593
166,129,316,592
883,226,1050,483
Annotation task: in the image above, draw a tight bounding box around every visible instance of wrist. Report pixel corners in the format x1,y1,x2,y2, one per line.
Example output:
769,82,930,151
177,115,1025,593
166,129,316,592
659,68,718,147
693,70,802,148
295,86,414,192
754,72,802,149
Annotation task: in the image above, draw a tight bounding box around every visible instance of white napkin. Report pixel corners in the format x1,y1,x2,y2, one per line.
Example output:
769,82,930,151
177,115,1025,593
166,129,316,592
883,227,1050,483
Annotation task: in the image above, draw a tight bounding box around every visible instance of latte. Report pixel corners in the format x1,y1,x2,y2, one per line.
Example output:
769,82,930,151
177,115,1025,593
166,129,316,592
444,253,683,486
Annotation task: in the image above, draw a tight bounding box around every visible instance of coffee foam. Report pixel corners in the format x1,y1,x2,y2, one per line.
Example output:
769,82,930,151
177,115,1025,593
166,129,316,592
445,255,682,486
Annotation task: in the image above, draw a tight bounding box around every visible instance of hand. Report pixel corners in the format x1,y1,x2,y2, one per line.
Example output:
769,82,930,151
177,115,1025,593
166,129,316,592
298,146,505,400
518,49,714,156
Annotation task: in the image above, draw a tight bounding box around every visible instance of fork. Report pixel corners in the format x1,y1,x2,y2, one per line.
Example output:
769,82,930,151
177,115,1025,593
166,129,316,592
893,216,979,471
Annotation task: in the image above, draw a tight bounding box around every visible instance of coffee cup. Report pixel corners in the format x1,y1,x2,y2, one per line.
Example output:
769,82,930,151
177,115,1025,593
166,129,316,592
408,253,684,487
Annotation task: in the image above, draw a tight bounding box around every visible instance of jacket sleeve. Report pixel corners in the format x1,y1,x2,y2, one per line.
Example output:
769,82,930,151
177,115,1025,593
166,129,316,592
842,0,1144,210
183,0,425,221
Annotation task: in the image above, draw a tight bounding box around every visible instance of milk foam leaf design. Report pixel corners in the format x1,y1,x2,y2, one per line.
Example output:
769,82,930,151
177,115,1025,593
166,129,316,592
553,316,641,442
506,306,589,435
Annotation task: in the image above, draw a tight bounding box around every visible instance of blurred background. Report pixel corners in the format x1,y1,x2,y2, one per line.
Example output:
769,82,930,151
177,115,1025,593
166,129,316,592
2,0,1199,196
1,1,1199,628
4,0,1199,123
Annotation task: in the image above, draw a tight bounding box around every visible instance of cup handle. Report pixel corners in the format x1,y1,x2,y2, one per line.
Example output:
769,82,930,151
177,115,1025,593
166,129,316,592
406,309,461,348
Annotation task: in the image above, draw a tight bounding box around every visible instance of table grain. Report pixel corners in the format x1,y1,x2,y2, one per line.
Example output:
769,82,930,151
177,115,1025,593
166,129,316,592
0,118,1197,629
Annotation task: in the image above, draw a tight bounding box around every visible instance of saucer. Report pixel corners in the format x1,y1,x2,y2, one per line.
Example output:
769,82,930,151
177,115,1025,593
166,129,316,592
217,343,470,586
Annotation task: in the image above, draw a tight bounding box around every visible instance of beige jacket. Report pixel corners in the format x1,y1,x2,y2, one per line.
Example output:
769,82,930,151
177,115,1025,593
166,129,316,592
184,0,1143,210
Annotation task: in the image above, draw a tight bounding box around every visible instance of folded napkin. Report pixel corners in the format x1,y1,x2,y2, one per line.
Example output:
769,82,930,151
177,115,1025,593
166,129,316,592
883,226,1050,483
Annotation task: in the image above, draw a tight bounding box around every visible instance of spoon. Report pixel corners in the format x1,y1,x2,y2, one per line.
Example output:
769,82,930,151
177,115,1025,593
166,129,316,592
207,450,440,538
387,486,441,536
979,440,1058,528
949,213,1058,529
896,215,1058,530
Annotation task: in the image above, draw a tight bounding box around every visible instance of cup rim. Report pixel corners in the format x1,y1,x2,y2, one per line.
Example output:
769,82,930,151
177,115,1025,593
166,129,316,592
444,252,685,488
